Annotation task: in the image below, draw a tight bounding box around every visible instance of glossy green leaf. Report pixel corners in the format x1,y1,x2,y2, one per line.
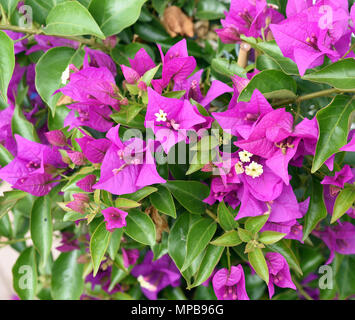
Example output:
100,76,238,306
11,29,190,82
331,185,355,223
90,221,112,276
44,1,105,39
107,228,123,261
248,248,269,284
0,31,15,101
238,228,253,242
30,196,53,269
182,218,216,271
211,57,247,78
168,212,202,270
51,250,84,300
150,185,176,218
336,255,355,299
0,144,14,167
115,198,141,209
0,190,26,220
245,214,270,234
312,95,355,173
244,38,299,75
35,47,84,115
259,231,286,245
303,59,355,89
12,247,38,300
210,230,242,247
195,0,228,20
12,104,39,142
190,245,224,289
267,240,303,276
0,0,20,16
165,180,210,214
217,201,237,231
238,70,297,102
89,0,147,37
302,178,327,241
26,0,68,25
124,208,156,246
121,186,157,202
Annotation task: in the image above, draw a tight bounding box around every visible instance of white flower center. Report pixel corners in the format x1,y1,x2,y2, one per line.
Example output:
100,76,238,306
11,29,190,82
137,275,157,292
155,109,167,122
238,150,253,163
245,161,263,178
234,161,245,174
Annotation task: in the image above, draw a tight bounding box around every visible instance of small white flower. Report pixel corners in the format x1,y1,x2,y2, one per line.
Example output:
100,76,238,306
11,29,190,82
245,161,263,179
234,161,244,174
61,65,70,84
137,275,157,292
154,109,167,122
238,150,253,163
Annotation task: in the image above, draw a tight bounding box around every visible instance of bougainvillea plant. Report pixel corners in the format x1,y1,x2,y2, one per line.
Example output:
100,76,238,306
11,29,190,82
0,0,354,301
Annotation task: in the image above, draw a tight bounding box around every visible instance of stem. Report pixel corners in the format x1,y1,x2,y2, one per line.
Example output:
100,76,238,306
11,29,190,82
226,247,231,272
292,276,314,301
205,209,218,222
341,42,355,59
0,24,109,51
0,237,30,245
272,88,355,107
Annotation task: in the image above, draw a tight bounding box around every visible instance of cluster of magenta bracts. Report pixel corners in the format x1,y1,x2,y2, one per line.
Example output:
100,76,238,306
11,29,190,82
1,0,355,300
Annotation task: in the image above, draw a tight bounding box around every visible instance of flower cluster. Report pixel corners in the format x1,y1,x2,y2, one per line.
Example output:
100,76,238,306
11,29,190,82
0,0,354,302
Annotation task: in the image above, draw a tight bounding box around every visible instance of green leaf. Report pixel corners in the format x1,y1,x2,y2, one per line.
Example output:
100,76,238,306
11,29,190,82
44,1,105,39
238,228,253,242
0,213,12,238
51,250,84,300
243,39,299,75
190,245,224,289
163,90,186,99
331,186,355,223
248,248,269,284
124,208,156,246
312,95,355,173
0,190,26,220
211,57,247,78
0,0,20,17
12,247,38,300
259,231,286,245
182,218,217,271
302,178,327,241
150,185,176,218
267,240,303,276
107,228,123,261
26,0,68,25
89,0,147,37
12,104,39,142
245,214,270,234
121,186,157,202
35,47,83,115
238,70,297,102
90,221,112,276
195,0,228,20
168,212,201,270
0,144,14,167
0,31,15,101
302,59,355,89
30,196,53,269
336,255,355,299
165,180,210,214
115,198,141,209
217,201,237,231
210,230,242,247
